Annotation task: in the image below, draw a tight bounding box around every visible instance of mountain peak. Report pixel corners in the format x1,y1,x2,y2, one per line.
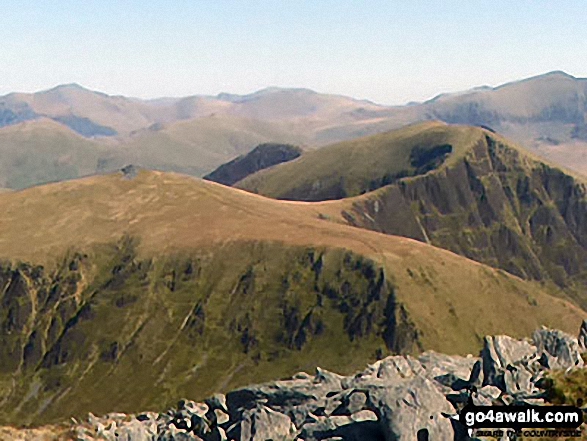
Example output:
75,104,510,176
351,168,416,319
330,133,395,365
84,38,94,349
49,83,90,92
41,83,108,97
217,87,318,103
540,70,576,79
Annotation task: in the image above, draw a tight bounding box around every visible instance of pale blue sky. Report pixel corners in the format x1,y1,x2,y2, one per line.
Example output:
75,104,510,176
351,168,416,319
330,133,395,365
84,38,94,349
0,0,585,104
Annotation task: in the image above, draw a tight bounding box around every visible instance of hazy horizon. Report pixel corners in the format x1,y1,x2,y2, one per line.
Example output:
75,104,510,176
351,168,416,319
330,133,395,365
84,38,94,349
1,1,586,105
0,69,583,107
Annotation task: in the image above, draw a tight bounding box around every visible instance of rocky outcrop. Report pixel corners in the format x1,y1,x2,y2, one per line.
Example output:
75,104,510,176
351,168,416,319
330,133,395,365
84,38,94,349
579,319,587,351
70,324,586,441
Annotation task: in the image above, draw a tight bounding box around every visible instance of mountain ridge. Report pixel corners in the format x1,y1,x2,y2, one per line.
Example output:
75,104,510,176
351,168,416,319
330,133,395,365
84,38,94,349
0,167,583,424
236,123,587,307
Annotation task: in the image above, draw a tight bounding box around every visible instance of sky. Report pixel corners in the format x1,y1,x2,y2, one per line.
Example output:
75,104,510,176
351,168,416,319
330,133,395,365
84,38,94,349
0,0,585,105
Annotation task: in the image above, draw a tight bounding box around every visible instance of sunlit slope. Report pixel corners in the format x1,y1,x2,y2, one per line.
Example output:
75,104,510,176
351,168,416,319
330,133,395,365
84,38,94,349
0,170,583,424
236,122,482,200
238,122,587,305
2,73,586,190
0,119,105,189
118,115,303,176
0,115,302,188
326,71,587,175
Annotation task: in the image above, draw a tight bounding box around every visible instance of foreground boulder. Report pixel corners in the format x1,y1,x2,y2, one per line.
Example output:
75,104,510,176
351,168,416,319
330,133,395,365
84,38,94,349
36,325,587,440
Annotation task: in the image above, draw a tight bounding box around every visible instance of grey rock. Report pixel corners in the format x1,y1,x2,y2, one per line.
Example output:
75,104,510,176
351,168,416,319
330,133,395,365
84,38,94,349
368,376,455,441
532,327,584,369
212,409,229,425
300,413,381,441
344,355,424,390
503,364,539,396
121,164,139,179
331,390,367,416
468,359,483,387
418,351,477,383
472,385,501,406
232,404,296,441
205,394,228,412
481,335,536,389
69,326,582,441
579,320,587,351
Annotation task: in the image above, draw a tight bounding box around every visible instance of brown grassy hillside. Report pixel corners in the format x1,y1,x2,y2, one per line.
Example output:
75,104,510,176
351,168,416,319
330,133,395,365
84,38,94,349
0,169,582,424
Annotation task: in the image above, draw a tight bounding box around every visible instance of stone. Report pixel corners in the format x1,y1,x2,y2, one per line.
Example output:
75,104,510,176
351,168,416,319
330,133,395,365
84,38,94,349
62,326,583,441
213,409,230,425
419,351,477,383
367,376,455,440
481,335,536,389
468,359,483,387
299,413,381,441
578,320,587,351
120,164,139,179
503,364,538,396
532,327,584,369
206,394,228,412
230,404,296,441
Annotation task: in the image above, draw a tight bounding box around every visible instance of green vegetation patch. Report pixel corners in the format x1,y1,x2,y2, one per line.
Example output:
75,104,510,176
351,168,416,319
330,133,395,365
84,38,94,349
0,237,419,426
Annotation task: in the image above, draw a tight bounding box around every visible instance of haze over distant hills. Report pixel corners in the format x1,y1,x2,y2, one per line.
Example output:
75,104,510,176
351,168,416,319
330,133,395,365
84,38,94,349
0,71,586,189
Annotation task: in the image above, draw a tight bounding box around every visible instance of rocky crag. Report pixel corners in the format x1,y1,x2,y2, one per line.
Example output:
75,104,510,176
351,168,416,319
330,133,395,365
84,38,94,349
12,323,580,441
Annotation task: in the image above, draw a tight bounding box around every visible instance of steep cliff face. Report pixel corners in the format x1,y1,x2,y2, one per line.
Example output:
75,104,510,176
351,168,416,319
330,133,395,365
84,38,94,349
0,239,417,425
342,134,587,305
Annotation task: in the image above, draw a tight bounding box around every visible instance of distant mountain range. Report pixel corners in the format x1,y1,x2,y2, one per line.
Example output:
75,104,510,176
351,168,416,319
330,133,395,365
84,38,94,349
0,71,586,189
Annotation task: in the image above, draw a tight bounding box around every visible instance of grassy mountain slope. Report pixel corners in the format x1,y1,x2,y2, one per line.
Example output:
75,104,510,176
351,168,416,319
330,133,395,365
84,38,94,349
324,71,587,175
0,170,582,425
0,85,384,138
0,119,106,189
3,84,174,136
222,87,384,122
425,71,586,123
237,123,587,305
0,115,302,188
118,116,302,176
236,122,478,200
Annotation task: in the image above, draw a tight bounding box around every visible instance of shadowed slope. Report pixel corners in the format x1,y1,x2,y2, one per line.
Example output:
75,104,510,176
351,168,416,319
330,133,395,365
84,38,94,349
204,143,302,186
